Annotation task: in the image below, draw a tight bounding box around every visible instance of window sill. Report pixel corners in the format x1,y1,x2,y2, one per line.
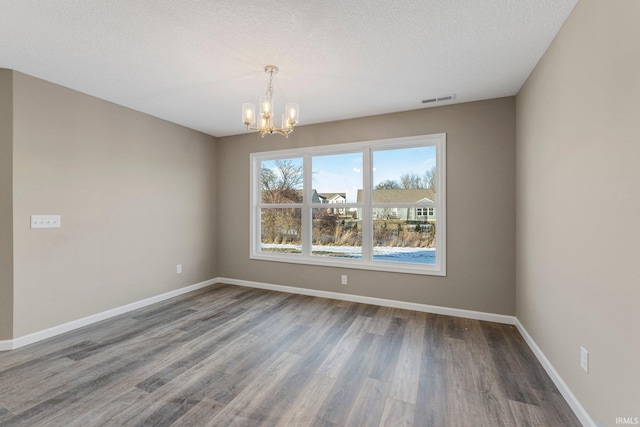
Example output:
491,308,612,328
250,252,446,276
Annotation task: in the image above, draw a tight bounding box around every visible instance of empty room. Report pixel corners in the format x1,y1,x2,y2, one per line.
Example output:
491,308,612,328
0,0,638,426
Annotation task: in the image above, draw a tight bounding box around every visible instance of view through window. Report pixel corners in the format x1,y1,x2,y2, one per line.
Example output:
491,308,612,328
251,134,446,275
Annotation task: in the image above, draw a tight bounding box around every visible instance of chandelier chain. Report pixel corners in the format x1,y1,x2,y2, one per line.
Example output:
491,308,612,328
266,69,274,98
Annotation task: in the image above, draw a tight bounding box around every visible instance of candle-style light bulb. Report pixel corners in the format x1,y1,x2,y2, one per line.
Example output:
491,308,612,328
285,103,299,125
242,103,256,127
260,96,273,119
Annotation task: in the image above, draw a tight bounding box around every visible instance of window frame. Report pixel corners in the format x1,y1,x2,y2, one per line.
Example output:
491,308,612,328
250,133,446,276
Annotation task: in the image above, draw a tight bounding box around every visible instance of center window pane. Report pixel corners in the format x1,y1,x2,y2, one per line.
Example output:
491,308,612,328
312,152,362,204
312,208,362,259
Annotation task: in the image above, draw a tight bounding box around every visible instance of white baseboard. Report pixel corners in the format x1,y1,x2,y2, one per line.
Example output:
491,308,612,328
217,277,517,325
515,319,597,427
0,278,218,351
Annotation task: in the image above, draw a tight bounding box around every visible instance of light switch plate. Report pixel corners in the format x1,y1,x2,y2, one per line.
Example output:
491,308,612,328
31,215,61,229
580,346,589,373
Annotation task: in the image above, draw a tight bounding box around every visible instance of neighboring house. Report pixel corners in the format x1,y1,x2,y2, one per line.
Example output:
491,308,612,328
356,189,436,222
261,189,342,206
318,192,347,215
311,189,323,204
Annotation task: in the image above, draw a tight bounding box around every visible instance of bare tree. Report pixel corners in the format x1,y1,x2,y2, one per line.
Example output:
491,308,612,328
400,172,424,189
261,159,303,203
376,169,435,191
375,179,402,189
260,159,304,244
423,166,436,192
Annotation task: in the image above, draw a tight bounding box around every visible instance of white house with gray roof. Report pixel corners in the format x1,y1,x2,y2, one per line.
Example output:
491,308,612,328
356,189,436,222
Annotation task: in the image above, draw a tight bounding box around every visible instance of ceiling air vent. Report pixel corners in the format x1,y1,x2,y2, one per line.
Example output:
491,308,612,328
422,94,456,104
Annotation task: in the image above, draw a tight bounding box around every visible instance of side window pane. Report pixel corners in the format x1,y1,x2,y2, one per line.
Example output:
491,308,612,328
312,153,362,204
260,208,302,254
371,145,438,265
372,208,437,265
372,146,436,201
261,158,304,203
312,208,362,259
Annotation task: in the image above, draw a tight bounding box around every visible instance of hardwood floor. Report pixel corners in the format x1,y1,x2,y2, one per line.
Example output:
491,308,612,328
0,283,581,426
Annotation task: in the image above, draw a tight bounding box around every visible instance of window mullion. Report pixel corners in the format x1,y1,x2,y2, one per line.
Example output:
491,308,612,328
361,148,372,261
250,156,260,257
301,154,312,257
436,144,446,273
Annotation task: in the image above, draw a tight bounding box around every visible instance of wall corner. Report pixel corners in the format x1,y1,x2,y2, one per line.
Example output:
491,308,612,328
0,68,14,340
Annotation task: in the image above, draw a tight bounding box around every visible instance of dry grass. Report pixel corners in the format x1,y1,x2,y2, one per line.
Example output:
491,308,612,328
262,215,435,249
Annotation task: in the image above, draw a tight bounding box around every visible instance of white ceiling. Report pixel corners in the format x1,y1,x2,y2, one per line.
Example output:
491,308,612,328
0,0,578,137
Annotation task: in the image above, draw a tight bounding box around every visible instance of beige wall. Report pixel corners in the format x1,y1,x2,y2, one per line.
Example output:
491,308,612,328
516,0,640,424
218,97,516,315
0,69,13,340
10,72,218,337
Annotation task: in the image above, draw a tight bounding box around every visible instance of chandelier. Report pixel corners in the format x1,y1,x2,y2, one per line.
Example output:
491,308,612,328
242,65,299,138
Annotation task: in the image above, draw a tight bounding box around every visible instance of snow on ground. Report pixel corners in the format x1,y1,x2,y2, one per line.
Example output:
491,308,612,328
261,244,436,264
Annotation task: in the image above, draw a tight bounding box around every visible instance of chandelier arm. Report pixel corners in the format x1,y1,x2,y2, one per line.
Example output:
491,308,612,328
246,124,294,137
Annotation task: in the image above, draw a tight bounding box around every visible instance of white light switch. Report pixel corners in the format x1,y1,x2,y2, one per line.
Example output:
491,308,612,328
580,346,589,373
31,215,61,229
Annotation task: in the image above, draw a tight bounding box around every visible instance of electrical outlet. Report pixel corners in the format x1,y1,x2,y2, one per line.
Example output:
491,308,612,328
177,264,182,274
580,346,589,373
341,275,348,285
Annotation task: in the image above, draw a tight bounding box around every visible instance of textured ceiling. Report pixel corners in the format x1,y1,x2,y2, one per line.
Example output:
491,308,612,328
0,0,578,137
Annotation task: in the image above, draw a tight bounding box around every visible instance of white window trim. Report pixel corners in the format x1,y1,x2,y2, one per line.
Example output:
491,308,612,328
250,133,446,276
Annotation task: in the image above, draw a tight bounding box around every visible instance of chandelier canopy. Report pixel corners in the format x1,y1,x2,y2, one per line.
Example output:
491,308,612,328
242,65,299,138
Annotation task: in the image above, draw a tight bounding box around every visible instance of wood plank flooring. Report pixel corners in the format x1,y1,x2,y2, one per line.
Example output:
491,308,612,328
0,283,581,426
